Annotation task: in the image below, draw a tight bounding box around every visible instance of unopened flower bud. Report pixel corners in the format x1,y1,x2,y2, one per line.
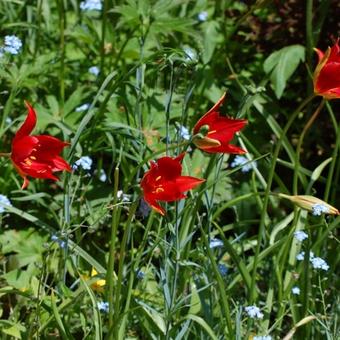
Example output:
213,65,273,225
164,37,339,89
278,194,339,215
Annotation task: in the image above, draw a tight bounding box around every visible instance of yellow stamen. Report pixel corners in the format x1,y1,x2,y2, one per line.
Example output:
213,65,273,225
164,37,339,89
155,176,162,181
154,187,164,194
23,159,32,166
30,156,36,160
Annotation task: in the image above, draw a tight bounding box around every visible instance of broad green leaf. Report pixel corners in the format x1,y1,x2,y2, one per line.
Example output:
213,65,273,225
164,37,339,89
264,45,305,98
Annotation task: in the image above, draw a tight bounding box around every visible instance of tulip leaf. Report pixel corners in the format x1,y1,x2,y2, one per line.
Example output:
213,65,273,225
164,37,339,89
264,45,305,98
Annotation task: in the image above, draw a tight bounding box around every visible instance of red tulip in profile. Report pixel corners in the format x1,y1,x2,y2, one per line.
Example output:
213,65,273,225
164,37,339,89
11,102,71,189
193,93,247,154
140,153,204,215
313,39,340,99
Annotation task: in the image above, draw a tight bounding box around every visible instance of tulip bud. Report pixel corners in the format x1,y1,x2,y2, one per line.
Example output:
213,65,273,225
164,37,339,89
278,193,339,215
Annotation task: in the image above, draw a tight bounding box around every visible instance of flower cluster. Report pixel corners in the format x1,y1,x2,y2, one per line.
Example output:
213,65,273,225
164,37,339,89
72,156,93,171
97,301,109,313
80,0,102,11
230,155,256,173
0,35,22,56
293,231,308,242
296,251,329,271
245,305,263,319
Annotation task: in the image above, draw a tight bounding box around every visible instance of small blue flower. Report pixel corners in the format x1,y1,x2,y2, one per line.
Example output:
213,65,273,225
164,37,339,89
51,234,66,249
218,264,228,276
97,301,109,313
72,156,93,171
89,66,100,76
209,238,223,249
0,195,12,213
294,231,308,242
136,270,145,280
312,203,329,216
197,11,208,22
75,103,90,112
245,305,263,319
296,251,305,261
253,336,272,340
5,117,12,125
80,0,102,11
291,286,300,295
3,35,22,55
230,155,256,173
178,125,190,140
310,256,329,271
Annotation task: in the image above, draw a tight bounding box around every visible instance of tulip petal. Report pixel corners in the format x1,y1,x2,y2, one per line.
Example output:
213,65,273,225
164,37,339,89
203,144,246,154
14,102,37,142
175,176,205,192
35,135,70,154
315,62,340,93
144,195,166,216
11,136,39,162
156,156,182,180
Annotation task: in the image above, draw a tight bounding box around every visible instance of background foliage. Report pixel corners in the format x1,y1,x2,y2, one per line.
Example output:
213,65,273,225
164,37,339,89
0,0,339,339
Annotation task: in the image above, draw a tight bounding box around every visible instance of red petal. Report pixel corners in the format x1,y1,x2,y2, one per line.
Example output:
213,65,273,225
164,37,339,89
156,156,182,180
194,111,218,133
175,176,205,192
21,176,30,190
193,93,227,133
144,194,165,215
35,135,70,154
14,102,37,142
11,136,39,162
51,156,71,172
315,62,340,93
202,144,246,154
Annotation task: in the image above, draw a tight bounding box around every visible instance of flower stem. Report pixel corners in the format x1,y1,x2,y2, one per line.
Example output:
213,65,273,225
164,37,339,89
107,167,120,335
293,99,325,195
0,153,11,157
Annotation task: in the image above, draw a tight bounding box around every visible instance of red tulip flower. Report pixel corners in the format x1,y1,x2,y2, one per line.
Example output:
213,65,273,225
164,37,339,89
193,93,247,154
140,153,205,215
313,39,340,99
11,102,71,189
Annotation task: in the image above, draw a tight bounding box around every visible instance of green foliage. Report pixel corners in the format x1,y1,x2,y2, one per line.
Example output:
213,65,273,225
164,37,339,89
0,0,339,339
264,45,305,99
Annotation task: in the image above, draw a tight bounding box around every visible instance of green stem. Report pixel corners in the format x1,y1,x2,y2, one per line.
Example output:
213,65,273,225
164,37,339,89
324,108,340,201
305,0,314,115
57,0,65,117
100,0,109,74
112,200,138,339
293,99,325,195
107,167,120,333
249,94,315,303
